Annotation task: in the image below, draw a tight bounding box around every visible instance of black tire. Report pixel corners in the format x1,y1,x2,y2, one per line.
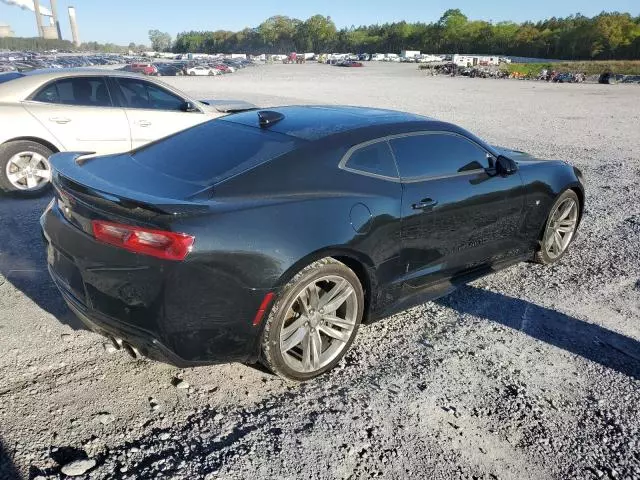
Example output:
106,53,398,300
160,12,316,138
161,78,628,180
534,189,580,265
0,140,54,196
261,258,364,381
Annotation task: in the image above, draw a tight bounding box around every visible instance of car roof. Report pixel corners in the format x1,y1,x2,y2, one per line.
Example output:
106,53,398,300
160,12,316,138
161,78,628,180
221,105,435,141
0,68,176,102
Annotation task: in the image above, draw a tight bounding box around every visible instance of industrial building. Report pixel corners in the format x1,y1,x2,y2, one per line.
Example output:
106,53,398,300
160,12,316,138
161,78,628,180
0,24,15,38
2,0,80,45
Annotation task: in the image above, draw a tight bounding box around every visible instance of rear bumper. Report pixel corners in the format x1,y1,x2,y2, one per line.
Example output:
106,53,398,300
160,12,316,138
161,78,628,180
51,267,192,366
41,203,271,366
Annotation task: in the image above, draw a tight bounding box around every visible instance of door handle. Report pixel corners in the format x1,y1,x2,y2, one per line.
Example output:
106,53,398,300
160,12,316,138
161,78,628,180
137,120,152,127
49,117,71,124
412,198,438,210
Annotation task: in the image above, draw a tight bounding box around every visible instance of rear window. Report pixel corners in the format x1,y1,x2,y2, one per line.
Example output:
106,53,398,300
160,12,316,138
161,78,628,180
131,120,301,184
0,72,25,84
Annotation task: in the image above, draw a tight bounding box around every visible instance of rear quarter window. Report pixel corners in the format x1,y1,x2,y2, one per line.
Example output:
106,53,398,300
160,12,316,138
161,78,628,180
131,120,301,185
343,141,398,178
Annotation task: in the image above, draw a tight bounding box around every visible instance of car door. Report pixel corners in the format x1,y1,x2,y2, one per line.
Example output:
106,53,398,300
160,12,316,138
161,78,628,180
389,131,525,291
22,76,131,154
110,76,210,149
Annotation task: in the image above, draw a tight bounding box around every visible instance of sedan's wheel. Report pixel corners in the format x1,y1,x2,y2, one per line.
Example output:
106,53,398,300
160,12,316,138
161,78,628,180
261,258,364,381
0,140,53,195
534,190,580,264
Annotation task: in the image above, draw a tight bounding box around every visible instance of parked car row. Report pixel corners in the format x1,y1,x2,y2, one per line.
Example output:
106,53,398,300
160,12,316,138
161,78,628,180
117,58,257,77
0,52,131,73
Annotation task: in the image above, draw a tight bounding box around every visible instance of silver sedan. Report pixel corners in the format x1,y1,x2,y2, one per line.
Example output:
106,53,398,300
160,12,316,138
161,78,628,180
0,68,254,195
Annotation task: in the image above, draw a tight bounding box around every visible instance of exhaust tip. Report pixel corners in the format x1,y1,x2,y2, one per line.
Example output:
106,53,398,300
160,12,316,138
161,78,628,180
122,342,141,359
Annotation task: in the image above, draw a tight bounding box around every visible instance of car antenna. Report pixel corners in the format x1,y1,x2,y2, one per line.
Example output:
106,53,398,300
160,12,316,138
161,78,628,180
257,110,284,128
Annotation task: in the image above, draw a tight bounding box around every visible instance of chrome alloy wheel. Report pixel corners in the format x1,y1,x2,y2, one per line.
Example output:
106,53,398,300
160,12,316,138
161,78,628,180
5,151,51,191
279,275,358,373
543,197,578,259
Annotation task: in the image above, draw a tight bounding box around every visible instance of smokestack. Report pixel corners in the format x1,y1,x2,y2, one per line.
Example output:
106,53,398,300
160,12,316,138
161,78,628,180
49,0,61,40
32,0,43,37
68,6,79,46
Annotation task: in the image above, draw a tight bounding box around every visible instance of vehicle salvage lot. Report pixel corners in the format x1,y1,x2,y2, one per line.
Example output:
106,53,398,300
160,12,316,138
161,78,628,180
1,62,639,479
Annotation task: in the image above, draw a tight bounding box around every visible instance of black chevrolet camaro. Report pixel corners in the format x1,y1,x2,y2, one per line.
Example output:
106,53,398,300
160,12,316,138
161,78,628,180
41,106,585,380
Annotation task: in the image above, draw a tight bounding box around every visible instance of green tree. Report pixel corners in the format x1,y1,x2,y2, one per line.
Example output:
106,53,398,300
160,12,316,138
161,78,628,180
148,29,172,52
169,9,640,60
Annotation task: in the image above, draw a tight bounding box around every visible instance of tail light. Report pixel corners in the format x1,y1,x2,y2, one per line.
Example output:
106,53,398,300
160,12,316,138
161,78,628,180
91,220,194,261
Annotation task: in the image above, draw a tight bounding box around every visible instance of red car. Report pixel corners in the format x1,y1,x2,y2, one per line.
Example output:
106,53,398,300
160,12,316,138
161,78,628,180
129,63,158,75
212,64,232,74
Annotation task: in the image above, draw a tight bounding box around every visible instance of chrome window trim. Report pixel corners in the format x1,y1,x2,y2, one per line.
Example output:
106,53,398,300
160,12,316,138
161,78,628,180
338,137,401,182
338,130,494,183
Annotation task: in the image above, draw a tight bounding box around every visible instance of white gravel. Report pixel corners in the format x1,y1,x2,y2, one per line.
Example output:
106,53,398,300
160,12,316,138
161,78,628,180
0,62,639,480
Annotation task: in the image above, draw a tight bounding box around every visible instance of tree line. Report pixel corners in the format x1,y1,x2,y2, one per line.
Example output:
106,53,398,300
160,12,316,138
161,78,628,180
0,36,147,53
171,9,640,60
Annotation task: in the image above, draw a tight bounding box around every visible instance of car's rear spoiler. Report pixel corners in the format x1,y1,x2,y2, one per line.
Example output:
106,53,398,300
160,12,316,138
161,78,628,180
49,152,210,216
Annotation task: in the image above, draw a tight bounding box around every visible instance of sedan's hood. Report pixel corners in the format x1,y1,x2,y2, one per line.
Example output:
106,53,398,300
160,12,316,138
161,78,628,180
199,99,257,114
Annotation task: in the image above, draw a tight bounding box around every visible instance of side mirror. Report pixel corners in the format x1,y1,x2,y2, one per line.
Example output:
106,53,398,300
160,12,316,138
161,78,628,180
181,101,198,112
495,155,518,175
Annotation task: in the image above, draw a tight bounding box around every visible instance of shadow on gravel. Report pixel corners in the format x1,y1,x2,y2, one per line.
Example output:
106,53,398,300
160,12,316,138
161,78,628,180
0,194,84,330
0,438,21,480
438,285,640,381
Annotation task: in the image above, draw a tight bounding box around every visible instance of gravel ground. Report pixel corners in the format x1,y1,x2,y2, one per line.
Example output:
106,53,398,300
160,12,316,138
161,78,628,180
1,62,639,480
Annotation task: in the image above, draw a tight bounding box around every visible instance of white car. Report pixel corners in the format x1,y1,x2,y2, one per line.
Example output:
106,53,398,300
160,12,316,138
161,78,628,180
0,69,255,194
185,65,218,76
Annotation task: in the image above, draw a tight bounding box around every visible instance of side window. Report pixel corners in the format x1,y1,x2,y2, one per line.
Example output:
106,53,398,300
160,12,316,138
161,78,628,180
114,77,185,111
33,77,111,106
344,141,398,178
33,83,59,103
390,133,490,180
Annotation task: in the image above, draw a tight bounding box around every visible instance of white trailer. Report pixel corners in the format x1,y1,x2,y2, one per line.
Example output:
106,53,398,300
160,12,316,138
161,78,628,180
401,50,420,58
452,54,501,67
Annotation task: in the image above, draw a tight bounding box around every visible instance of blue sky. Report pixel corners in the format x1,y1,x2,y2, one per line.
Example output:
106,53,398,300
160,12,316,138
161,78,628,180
1,0,639,45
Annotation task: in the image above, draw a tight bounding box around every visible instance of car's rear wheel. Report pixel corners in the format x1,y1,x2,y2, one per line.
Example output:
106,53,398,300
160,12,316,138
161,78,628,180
0,140,53,195
534,189,580,264
261,258,364,381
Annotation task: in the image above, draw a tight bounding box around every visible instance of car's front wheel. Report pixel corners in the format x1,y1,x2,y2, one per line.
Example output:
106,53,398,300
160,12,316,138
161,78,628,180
261,258,364,381
534,189,580,264
0,140,53,195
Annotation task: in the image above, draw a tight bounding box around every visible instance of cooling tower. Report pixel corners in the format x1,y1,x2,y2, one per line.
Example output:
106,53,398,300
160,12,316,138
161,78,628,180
68,6,79,46
49,0,61,40
32,0,44,37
